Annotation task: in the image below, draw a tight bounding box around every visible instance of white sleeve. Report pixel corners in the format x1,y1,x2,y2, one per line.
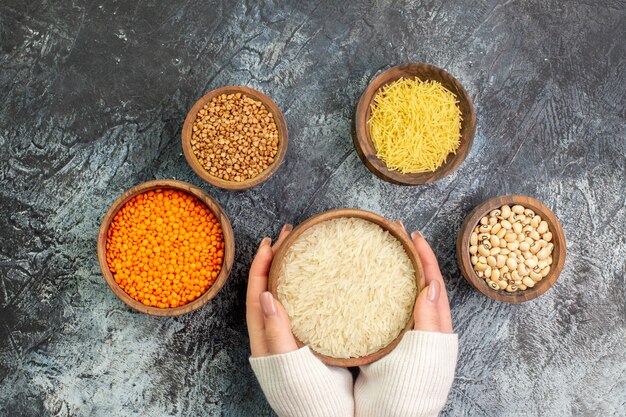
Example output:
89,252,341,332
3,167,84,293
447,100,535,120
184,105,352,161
250,346,354,417
355,331,458,417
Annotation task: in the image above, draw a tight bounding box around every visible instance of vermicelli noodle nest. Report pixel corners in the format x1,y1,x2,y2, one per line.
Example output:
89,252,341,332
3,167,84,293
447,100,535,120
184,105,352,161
277,217,417,358
368,77,462,173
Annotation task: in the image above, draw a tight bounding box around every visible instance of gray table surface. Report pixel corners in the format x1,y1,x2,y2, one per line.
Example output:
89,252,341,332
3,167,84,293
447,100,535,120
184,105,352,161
1,1,625,416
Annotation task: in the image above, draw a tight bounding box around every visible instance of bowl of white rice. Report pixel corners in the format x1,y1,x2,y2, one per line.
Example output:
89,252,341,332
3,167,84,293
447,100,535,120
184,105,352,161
268,209,425,367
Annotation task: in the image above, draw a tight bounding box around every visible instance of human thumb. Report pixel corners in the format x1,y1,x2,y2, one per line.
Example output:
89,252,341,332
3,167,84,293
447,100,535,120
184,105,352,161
260,292,299,355
413,281,442,332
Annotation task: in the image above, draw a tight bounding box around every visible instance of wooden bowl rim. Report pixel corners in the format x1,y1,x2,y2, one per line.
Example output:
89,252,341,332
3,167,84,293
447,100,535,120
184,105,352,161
181,86,288,190
456,195,566,303
354,62,476,185
268,208,425,367
96,179,236,316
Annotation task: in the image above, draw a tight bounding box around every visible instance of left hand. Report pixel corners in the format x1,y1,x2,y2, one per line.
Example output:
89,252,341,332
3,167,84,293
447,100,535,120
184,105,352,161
246,224,299,357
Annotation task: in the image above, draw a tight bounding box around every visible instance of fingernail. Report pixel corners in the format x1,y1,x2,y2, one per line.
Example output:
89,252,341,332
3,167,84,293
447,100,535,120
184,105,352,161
260,292,277,317
398,221,407,233
260,237,271,247
428,280,440,303
282,224,293,233
411,230,423,240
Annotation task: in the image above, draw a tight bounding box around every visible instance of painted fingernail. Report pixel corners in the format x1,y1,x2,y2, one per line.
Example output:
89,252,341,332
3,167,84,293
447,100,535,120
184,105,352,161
260,292,277,317
428,280,440,303
411,230,423,240
260,237,271,247
282,224,293,233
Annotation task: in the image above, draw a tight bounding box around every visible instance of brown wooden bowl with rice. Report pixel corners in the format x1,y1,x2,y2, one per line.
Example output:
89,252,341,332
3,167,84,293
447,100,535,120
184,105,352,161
354,62,476,185
268,209,425,367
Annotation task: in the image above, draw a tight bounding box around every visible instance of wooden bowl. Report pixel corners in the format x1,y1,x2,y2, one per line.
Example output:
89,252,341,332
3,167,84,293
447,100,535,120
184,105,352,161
182,86,288,190
268,208,425,366
96,180,235,316
456,195,566,303
354,62,476,185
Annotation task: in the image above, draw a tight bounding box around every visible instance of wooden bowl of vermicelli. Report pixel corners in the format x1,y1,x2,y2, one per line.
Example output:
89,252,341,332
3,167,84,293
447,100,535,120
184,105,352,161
353,62,476,185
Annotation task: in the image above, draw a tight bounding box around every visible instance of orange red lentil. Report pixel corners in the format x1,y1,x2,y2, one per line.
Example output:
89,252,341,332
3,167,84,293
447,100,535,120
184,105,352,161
105,189,224,309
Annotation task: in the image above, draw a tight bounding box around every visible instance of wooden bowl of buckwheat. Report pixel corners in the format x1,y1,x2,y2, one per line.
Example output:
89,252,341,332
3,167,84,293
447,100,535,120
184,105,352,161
182,86,288,190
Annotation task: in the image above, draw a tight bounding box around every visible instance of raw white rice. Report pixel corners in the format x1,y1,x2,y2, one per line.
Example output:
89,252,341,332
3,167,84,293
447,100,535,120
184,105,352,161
277,217,417,358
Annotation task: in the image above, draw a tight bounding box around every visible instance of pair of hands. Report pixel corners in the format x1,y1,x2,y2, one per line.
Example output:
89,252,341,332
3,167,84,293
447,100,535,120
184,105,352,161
246,222,453,358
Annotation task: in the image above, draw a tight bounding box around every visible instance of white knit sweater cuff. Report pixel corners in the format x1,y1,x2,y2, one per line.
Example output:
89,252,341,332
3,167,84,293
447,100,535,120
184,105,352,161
250,347,354,417
355,331,459,417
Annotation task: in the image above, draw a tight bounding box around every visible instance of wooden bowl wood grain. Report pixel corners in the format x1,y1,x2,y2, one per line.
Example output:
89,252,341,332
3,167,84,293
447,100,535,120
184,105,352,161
182,86,288,190
354,62,476,185
456,195,566,303
268,208,425,367
97,180,235,316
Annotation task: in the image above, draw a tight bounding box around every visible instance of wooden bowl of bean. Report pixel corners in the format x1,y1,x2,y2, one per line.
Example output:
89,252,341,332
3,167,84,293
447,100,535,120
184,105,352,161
182,86,288,190
97,180,235,316
456,195,566,303
354,62,476,185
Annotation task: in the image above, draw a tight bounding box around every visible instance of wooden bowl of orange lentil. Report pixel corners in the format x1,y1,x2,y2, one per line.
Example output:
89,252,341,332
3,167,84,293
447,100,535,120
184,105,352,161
97,179,235,316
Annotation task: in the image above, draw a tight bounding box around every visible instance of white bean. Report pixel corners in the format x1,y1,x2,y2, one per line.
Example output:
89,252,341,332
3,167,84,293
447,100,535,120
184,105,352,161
530,242,541,254
518,263,529,276
478,244,490,257
501,205,511,219
543,232,552,242
471,255,479,265
507,240,519,251
518,284,528,291
531,215,541,228
541,266,551,277
524,209,535,217
537,259,548,269
501,248,510,255
522,277,536,288
479,256,487,264
491,268,500,281
497,228,507,239
477,270,484,278
537,221,549,234
490,235,500,248
525,258,537,268
470,232,478,246
504,232,517,243
490,247,501,256
485,266,492,278
530,271,543,282
501,219,512,230
519,241,530,252
529,230,541,241
490,209,502,218
498,280,508,289
513,222,523,234
489,216,498,226
512,205,525,214
523,251,533,260
475,262,487,272
506,258,518,270
491,223,502,235
537,247,551,260
505,284,518,293
487,256,497,267
470,245,478,255
480,216,489,225
496,255,507,268
488,280,499,290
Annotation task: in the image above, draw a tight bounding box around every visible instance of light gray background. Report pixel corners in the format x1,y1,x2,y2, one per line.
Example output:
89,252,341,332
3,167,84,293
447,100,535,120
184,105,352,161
1,0,624,416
